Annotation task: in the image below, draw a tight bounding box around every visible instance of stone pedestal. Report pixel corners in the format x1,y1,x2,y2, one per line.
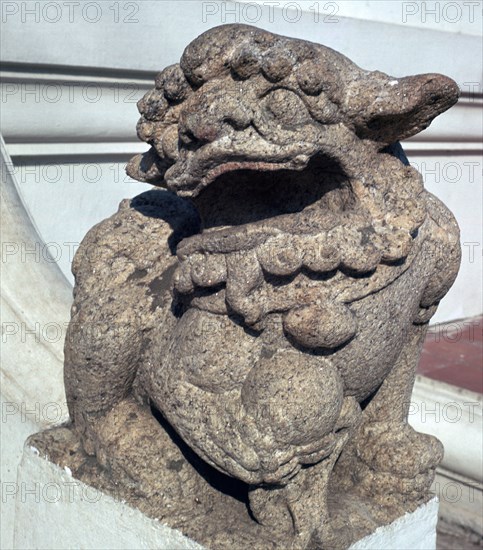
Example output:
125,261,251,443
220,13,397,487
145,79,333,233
12,446,438,550
349,499,438,550
12,445,203,550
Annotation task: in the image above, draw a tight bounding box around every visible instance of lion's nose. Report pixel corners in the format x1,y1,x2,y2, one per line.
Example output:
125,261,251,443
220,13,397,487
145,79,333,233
178,112,221,145
407,73,459,102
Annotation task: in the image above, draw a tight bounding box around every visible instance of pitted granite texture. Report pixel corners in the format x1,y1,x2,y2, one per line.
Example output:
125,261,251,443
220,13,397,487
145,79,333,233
32,24,461,549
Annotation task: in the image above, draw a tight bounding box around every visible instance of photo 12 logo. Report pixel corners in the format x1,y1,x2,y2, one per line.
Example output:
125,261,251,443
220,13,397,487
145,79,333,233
202,1,340,24
1,82,142,105
402,1,481,24
1,480,103,504
2,401,68,424
1,1,140,24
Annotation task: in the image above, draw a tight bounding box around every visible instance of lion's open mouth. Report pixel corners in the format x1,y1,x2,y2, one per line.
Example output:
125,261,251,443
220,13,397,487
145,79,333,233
192,153,352,231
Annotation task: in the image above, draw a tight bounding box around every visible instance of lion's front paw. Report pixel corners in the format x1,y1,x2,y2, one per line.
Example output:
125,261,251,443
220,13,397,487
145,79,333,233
351,422,443,502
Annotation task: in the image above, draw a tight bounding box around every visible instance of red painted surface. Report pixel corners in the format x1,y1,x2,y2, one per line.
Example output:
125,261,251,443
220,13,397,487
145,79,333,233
418,316,483,394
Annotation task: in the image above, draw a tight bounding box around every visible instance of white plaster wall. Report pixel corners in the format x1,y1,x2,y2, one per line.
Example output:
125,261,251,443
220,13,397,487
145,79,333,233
237,0,482,35
1,139,70,550
409,377,483,483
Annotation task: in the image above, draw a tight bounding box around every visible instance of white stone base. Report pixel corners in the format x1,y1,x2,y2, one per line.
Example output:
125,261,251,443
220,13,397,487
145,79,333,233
13,446,203,550
349,498,439,550
13,446,438,550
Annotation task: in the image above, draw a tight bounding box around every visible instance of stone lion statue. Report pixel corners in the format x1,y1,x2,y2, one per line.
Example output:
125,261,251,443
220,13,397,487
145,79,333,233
37,24,461,549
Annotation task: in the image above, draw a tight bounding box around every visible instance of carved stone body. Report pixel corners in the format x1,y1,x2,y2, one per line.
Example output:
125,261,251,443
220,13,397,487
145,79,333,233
53,25,461,549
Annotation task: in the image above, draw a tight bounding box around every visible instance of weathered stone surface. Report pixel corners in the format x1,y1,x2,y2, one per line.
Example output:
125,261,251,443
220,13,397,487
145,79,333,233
34,24,461,549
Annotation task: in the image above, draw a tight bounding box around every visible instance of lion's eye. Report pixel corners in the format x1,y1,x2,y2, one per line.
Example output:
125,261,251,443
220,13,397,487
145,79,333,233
263,89,311,125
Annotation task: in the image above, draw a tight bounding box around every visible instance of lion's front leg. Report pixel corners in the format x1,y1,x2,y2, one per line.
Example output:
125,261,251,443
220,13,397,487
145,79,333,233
335,322,444,506
89,397,223,522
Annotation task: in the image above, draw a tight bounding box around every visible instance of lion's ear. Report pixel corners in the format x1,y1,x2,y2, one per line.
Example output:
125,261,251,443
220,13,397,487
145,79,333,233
342,72,460,144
